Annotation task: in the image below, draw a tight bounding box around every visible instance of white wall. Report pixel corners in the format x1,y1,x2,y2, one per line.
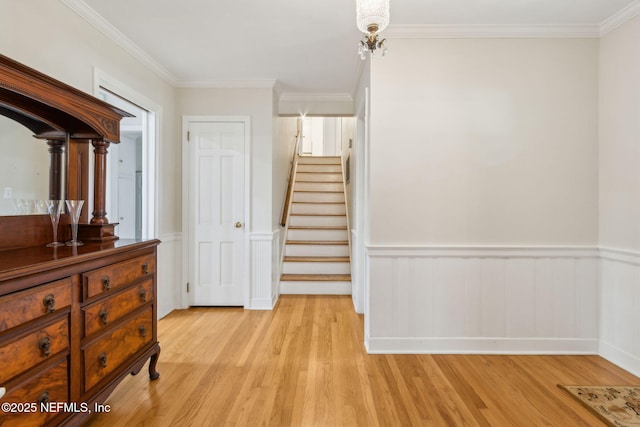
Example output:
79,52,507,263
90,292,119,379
350,59,370,314
598,15,640,377
365,37,600,353
273,115,299,300
370,38,599,245
599,17,640,252
0,0,179,318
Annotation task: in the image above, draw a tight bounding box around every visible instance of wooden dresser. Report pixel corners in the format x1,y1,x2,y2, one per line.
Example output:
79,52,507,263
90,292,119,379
0,54,162,426
0,240,160,426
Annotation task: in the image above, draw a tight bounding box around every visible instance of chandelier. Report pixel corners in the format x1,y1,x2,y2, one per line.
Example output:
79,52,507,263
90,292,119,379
356,0,389,59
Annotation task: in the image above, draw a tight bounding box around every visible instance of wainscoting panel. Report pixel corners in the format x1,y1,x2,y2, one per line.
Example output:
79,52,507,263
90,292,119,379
272,231,281,303
366,247,599,354
250,232,278,309
157,233,182,319
599,248,640,377
350,229,364,314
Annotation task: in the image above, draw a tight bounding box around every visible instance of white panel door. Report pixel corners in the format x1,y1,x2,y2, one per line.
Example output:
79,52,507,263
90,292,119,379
189,121,245,306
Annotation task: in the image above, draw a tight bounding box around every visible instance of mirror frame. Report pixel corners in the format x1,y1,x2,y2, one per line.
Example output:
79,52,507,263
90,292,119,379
0,54,130,249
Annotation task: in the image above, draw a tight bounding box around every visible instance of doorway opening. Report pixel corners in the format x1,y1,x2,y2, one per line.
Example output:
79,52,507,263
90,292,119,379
96,88,157,240
300,117,347,157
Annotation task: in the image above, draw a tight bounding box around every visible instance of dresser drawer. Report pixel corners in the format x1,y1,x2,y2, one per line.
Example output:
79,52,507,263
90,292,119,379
83,278,153,336
0,278,71,333
83,254,155,300
0,317,69,384
0,359,69,427
83,308,153,391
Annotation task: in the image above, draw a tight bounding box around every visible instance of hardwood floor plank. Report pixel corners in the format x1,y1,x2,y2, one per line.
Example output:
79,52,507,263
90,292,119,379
86,296,640,426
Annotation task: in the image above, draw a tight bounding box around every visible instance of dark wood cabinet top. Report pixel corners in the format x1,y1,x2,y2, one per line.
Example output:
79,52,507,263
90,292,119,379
0,239,160,296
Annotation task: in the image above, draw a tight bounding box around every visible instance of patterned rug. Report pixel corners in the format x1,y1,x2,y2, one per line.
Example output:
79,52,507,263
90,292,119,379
559,385,640,427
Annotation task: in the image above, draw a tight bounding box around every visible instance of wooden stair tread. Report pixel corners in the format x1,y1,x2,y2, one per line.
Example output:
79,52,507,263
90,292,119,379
293,190,344,193
289,213,346,217
286,240,348,245
292,201,345,205
295,180,343,183
284,256,350,262
281,274,351,281
296,170,342,173
288,226,347,230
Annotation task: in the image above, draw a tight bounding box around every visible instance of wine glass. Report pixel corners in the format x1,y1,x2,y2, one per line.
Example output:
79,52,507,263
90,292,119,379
46,200,64,247
65,200,84,247
34,200,47,214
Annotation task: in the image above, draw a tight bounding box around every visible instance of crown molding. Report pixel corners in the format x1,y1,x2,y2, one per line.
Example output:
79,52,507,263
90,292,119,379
59,0,178,85
384,24,600,39
175,79,278,89
279,93,353,103
600,0,640,36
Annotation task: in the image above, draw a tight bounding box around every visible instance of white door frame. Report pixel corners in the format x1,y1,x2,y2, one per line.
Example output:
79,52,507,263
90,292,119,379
181,116,251,309
93,68,159,240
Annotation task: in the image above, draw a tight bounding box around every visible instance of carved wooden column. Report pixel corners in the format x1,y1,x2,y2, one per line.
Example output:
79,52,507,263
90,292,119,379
47,138,65,200
77,139,117,242
91,139,109,225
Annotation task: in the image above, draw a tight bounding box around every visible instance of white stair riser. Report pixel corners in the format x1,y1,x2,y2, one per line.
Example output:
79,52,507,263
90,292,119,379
294,182,344,192
282,262,351,274
280,281,352,295
296,172,342,182
288,215,347,227
293,192,345,203
287,228,348,241
290,203,346,215
297,164,342,173
298,157,341,165
285,244,349,257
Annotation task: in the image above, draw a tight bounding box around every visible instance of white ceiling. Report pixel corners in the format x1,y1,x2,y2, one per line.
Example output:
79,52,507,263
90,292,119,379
67,0,638,95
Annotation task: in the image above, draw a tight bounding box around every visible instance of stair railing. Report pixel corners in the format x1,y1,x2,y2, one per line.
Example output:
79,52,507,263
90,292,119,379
280,132,302,226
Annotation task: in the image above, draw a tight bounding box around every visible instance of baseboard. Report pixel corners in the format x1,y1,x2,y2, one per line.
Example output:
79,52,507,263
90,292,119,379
366,337,599,355
599,340,640,378
250,296,278,310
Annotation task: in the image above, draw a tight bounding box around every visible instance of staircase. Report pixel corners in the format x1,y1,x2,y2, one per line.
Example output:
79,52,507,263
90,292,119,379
280,156,351,294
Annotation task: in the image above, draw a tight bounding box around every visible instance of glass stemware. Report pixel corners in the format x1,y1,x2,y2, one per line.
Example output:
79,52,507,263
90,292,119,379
65,200,84,247
46,200,64,247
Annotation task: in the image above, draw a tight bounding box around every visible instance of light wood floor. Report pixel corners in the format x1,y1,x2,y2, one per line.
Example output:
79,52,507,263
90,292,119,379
87,296,640,426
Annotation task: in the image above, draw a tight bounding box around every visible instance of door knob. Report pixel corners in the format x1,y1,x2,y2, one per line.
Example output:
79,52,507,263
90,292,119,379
235,222,243,228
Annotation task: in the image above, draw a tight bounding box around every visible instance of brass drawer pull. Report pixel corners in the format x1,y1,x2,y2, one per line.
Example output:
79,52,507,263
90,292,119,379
98,352,107,368
43,294,55,312
102,276,111,291
142,263,149,274
139,325,147,338
39,337,51,357
38,390,51,405
139,288,147,303
99,309,108,325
